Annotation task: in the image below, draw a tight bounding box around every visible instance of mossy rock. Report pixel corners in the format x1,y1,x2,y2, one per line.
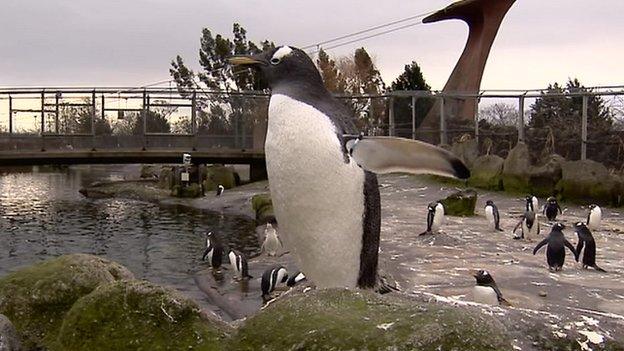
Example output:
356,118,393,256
251,193,274,223
0,254,133,350
157,167,175,189
439,189,478,216
140,165,159,179
527,154,564,197
502,142,531,193
450,138,479,169
556,160,621,206
467,155,504,191
202,165,237,191
54,280,232,351
172,183,202,198
231,289,511,350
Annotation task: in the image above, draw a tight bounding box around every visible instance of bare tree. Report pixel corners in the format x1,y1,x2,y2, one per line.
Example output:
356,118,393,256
479,102,518,126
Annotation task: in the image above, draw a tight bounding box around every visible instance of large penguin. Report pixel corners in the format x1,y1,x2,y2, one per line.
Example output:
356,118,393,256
543,196,562,221
484,200,503,232
201,232,223,268
471,270,509,306
533,223,578,271
573,222,607,272
229,46,469,289
587,204,602,230
419,202,445,235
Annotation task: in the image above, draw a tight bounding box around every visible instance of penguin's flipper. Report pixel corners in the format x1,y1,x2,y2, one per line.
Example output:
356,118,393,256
564,239,579,261
533,238,549,255
201,247,210,261
575,240,584,262
345,136,470,179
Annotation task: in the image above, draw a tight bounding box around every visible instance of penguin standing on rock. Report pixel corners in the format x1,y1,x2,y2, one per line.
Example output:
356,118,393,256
229,46,469,290
484,200,503,232
471,270,510,306
261,222,283,256
543,197,562,221
533,223,578,271
216,185,225,197
261,265,289,301
202,232,224,269
228,249,252,279
587,204,602,230
573,222,607,272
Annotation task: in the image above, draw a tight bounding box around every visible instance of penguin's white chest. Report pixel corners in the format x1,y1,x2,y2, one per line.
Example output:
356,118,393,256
432,205,444,232
485,206,495,227
472,286,499,305
265,94,366,288
263,230,281,256
588,210,602,230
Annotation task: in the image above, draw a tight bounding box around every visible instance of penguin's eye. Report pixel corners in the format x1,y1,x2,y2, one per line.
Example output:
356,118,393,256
270,57,281,65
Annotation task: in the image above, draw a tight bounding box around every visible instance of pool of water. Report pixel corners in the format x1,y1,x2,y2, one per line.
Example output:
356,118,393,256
0,165,259,307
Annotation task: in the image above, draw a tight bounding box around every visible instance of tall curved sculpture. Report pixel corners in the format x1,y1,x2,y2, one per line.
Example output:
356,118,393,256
420,0,516,142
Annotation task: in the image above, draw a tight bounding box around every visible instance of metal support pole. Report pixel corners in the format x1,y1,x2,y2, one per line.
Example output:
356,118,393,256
439,97,447,145
368,97,374,135
411,95,417,140
91,91,96,150
55,92,60,134
142,90,147,150
518,96,525,143
581,95,588,160
101,95,105,119
191,91,197,150
40,91,46,151
8,95,12,135
388,96,395,137
474,96,479,144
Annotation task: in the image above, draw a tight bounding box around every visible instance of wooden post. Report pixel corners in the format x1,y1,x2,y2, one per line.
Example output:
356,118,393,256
474,96,480,144
518,96,525,143
388,96,395,137
439,96,447,145
411,95,417,139
8,95,12,135
581,95,588,160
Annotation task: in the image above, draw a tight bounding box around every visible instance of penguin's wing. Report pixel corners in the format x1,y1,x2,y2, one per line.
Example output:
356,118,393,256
345,136,470,179
427,209,434,231
490,284,510,306
512,217,523,234
493,206,501,226
564,238,579,260
533,237,549,255
575,237,584,262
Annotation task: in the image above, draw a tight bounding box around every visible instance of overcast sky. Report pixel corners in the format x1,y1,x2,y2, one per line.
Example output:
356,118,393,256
1,0,623,90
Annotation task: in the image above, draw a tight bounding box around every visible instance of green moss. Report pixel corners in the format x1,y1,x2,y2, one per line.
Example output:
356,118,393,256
0,254,133,350
467,155,504,191
556,178,618,206
54,280,232,351
231,289,511,350
501,174,531,194
251,193,274,223
172,183,202,198
440,189,478,216
202,166,237,191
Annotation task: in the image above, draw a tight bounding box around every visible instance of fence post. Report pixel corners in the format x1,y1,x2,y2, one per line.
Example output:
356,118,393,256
191,91,197,150
439,96,447,145
55,92,60,134
40,91,45,151
388,96,395,137
368,97,374,135
101,94,105,120
411,95,416,139
91,90,96,150
581,94,588,160
8,95,12,135
518,95,525,143
142,90,147,150
474,96,480,144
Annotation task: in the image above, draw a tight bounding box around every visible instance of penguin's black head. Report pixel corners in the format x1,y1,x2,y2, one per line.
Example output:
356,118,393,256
589,204,596,210
574,221,586,229
547,197,557,204
427,202,439,212
473,270,495,285
485,200,494,206
228,46,324,90
553,222,565,231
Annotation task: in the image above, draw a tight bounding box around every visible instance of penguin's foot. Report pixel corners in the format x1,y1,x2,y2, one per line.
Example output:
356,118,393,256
375,275,400,294
418,230,432,236
592,265,607,273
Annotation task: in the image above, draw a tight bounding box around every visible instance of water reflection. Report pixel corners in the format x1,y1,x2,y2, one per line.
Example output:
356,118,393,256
0,165,259,306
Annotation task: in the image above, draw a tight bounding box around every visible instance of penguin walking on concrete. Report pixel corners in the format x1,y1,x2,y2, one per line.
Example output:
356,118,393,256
202,232,224,269
419,202,445,236
513,197,540,240
528,195,539,213
229,46,469,290
471,270,510,306
261,222,283,256
216,185,225,197
261,265,289,301
587,204,602,230
286,271,307,287
573,222,607,272
543,197,562,221
228,249,252,279
533,223,578,271
484,200,503,232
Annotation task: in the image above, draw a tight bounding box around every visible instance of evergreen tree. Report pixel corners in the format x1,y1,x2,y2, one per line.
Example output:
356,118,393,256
389,61,432,138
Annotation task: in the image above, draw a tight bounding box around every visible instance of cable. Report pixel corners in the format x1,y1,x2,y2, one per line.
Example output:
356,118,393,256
301,9,435,50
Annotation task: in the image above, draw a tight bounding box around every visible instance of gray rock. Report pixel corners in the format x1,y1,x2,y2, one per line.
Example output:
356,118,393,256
527,154,564,197
451,138,479,169
439,188,478,216
556,159,621,205
0,314,20,351
502,142,532,193
468,155,504,190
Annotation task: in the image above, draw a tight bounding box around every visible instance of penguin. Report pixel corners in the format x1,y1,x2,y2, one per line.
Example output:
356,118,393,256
201,232,223,268
216,185,225,197
261,265,289,300
543,196,562,221
587,204,602,230
513,197,539,240
471,270,510,306
261,222,283,256
228,249,252,279
527,195,539,213
533,223,578,271
286,271,307,287
419,202,445,236
573,222,607,272
229,46,469,289
484,200,503,232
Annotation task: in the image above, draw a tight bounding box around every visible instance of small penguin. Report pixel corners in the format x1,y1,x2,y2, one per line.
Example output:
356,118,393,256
201,232,223,268
533,223,578,271
573,222,607,272
286,271,307,287
261,265,289,300
216,185,225,197
261,222,283,256
471,270,509,306
420,202,445,235
484,200,503,232
513,196,540,240
228,249,252,279
587,204,602,230
543,196,562,221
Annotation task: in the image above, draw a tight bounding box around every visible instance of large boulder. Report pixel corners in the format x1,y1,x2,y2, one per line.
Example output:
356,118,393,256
251,193,274,224
0,254,133,350
502,142,532,193
230,288,511,350
467,155,504,190
202,165,238,192
0,314,21,351
54,280,231,351
439,189,478,216
556,160,622,205
527,154,564,197
450,138,479,169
